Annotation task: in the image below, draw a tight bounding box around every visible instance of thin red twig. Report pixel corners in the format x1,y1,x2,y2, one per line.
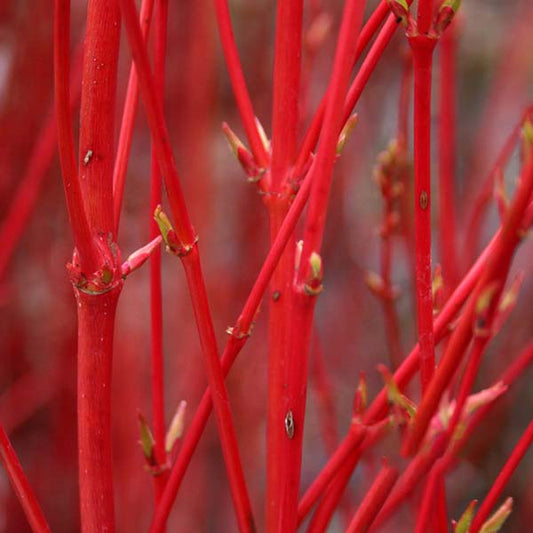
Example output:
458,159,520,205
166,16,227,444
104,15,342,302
470,419,533,533
0,425,51,533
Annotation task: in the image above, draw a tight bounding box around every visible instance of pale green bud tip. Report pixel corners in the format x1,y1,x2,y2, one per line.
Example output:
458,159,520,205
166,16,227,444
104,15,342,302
379,364,417,418
222,122,245,156
442,0,461,12
357,373,367,410
387,0,409,24
453,500,477,533
165,401,187,453
432,266,444,297
309,251,322,279
475,284,498,315
499,271,524,312
138,413,155,460
479,497,513,533
337,113,359,154
153,205,174,243
522,118,533,146
255,116,270,153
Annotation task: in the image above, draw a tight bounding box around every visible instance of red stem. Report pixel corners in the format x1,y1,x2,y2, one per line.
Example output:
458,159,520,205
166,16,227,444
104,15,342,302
78,0,122,238
373,337,533,530
113,0,156,231
301,424,389,529
414,463,441,533
297,0,367,282
270,0,302,186
464,106,532,260
417,0,434,36
119,2,255,528
76,286,122,533
0,424,51,533
380,183,404,368
0,372,57,435
306,446,365,532
265,2,302,530
181,248,255,532
118,0,195,246
310,332,340,456
119,1,255,528
307,222,523,529
213,0,269,168
443,339,533,467
150,172,314,531
150,0,168,505
0,109,56,281
408,32,438,394
294,3,399,176
403,156,533,456
53,0,99,273
371,435,448,530
276,1,368,530
346,461,398,533
470,419,533,533
296,424,368,525
434,470,449,533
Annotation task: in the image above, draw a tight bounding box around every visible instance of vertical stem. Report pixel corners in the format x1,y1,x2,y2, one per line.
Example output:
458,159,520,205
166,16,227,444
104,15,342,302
266,2,303,531
408,33,437,394
119,2,254,528
270,1,302,186
150,0,168,505
276,0,367,530
150,173,315,532
76,286,121,533
416,0,434,36
0,424,51,533
403,156,533,456
53,0,99,272
78,0,121,237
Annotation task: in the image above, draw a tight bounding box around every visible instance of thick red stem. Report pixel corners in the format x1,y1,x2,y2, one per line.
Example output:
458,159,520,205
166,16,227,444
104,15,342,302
408,33,437,394
78,0,121,237
53,0,99,272
265,2,302,529
76,286,121,533
417,0,434,36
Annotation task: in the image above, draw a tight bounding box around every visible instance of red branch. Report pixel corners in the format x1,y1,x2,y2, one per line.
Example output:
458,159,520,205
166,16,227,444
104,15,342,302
0,424,51,533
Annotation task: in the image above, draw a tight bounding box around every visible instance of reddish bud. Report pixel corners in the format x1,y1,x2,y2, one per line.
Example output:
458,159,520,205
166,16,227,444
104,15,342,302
121,236,162,277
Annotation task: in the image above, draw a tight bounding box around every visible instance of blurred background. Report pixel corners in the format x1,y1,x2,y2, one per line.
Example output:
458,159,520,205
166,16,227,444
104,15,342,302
0,0,532,531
